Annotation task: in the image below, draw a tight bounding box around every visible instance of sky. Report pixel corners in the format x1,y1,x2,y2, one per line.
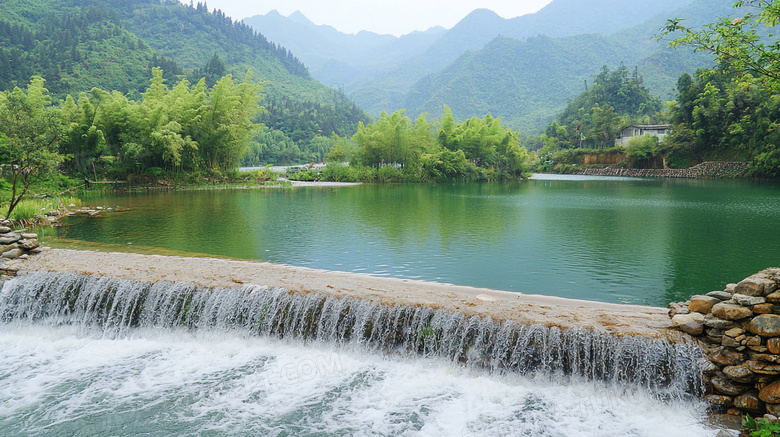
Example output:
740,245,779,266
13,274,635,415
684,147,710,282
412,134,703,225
191,0,555,36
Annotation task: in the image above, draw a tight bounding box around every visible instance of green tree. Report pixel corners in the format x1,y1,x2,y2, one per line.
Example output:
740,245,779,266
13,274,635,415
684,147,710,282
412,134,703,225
661,1,780,88
0,77,65,218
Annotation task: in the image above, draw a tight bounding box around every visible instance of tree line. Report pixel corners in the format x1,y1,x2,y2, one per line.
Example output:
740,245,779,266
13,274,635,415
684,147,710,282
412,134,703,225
292,106,533,183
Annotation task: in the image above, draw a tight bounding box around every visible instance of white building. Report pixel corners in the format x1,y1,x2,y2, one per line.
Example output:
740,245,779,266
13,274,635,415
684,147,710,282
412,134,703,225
615,124,672,147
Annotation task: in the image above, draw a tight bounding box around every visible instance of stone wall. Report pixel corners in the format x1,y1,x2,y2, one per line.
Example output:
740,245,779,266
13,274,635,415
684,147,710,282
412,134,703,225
669,268,780,416
572,161,749,179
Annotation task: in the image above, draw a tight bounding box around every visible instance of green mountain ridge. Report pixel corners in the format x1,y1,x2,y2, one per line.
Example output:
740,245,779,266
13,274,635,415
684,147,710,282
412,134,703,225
402,0,735,132
0,0,371,156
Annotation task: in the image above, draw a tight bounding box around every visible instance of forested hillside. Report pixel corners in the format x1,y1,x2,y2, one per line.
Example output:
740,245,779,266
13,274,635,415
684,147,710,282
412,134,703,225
402,0,733,132
0,0,371,167
245,0,696,119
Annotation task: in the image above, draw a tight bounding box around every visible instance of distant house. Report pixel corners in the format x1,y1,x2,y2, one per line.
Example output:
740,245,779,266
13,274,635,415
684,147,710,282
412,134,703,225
615,124,672,147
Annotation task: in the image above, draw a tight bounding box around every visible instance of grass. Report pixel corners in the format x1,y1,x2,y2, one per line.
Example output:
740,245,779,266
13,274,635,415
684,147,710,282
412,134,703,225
3,196,83,225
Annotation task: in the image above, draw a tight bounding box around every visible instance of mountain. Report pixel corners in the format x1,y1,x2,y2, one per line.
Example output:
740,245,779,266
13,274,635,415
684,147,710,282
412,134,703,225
0,0,371,153
244,0,697,118
242,11,445,87
388,0,736,132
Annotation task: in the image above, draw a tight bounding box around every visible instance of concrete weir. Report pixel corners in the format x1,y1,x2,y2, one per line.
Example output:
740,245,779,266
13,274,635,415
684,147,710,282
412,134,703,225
0,249,704,396
10,249,673,338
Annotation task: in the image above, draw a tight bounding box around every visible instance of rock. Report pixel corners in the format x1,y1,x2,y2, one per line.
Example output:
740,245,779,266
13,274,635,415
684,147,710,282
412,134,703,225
704,361,721,375
747,360,780,375
711,374,750,395
1,248,22,259
0,235,20,244
712,302,753,320
737,277,777,297
734,293,767,307
705,394,733,407
708,291,734,301
29,247,44,254
18,239,40,250
726,284,738,293
725,328,746,338
705,314,736,329
18,254,27,260
672,313,705,335
670,306,690,316
750,353,780,363
722,336,741,348
760,381,780,403
750,315,780,337
715,430,737,437
768,338,780,354
723,364,755,383
749,345,770,353
767,403,780,416
20,233,37,239
734,391,764,411
748,336,763,346
708,327,727,339
709,347,746,366
754,303,775,315
679,322,704,336
0,226,10,233
672,312,705,325
0,244,18,254
767,291,780,303
690,295,721,313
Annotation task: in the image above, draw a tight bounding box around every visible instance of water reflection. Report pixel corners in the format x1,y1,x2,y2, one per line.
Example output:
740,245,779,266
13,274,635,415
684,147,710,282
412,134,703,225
50,178,780,305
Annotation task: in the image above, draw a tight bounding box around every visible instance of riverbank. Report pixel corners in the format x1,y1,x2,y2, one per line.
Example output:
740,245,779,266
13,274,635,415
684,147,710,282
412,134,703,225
6,249,675,338
569,161,750,179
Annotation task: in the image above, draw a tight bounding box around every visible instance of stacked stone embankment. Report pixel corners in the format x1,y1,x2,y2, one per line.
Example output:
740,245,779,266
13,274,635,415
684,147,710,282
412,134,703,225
669,268,780,416
573,161,749,178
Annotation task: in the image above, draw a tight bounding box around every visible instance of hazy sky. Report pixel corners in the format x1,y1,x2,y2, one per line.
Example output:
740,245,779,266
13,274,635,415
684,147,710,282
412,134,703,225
192,0,554,36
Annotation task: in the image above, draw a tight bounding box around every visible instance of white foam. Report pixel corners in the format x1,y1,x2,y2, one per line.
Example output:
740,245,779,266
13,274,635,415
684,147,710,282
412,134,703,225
0,326,719,436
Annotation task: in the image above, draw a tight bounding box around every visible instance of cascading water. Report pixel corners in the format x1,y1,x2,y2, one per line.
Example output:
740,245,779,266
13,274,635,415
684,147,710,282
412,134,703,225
0,272,705,398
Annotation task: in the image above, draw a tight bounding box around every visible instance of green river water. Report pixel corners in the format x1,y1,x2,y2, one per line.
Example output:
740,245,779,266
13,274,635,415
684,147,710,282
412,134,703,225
45,174,780,306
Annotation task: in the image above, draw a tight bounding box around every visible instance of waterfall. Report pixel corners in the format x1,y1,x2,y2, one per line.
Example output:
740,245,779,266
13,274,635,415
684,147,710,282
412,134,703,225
0,272,705,397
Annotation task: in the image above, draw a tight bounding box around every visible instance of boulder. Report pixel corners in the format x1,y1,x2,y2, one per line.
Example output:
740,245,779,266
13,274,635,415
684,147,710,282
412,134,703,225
750,315,780,337
672,313,705,335
672,312,705,326
704,394,733,407
768,403,780,416
760,381,780,403
734,391,764,412
723,364,755,383
0,234,20,245
707,291,734,301
768,338,780,354
709,347,746,366
725,328,746,338
704,314,736,329
737,277,777,297
18,239,40,250
750,353,780,363
20,233,37,239
0,226,10,233
722,336,741,348
0,244,18,254
746,360,780,375
689,295,720,313
754,304,775,315
1,248,22,259
712,302,753,321
767,291,780,303
711,374,750,395
733,293,767,307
